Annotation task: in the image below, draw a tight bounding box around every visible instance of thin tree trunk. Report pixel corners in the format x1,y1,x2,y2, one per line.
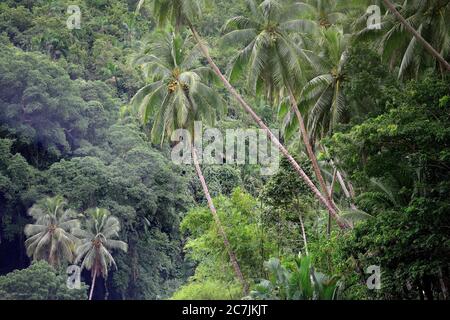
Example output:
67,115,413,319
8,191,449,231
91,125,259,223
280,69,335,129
438,267,448,300
327,168,337,238
336,170,357,210
89,269,97,300
321,144,358,210
286,86,339,214
295,196,309,255
382,0,450,72
187,22,349,230
299,213,308,255
191,145,249,295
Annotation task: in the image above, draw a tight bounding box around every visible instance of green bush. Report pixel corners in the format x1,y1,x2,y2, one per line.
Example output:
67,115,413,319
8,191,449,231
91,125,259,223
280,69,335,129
0,261,87,300
171,280,242,300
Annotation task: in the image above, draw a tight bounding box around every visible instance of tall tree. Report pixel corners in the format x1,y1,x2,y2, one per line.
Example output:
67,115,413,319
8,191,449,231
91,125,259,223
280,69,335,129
24,196,80,267
357,0,450,77
129,31,249,293
299,26,349,141
381,0,450,73
223,0,339,222
297,0,346,28
136,0,349,229
73,208,128,300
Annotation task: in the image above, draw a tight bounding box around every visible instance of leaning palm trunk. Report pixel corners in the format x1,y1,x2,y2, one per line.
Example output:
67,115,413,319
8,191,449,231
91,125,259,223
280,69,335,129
89,269,97,300
327,153,358,210
382,0,450,72
191,145,249,294
286,86,339,214
187,22,349,229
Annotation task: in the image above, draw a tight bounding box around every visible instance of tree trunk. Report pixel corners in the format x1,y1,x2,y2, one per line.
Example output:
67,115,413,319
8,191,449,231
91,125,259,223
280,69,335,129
382,0,450,72
191,145,249,295
438,267,448,300
321,145,358,210
286,86,339,214
327,168,337,238
187,22,349,230
295,197,309,255
298,211,309,256
89,269,97,300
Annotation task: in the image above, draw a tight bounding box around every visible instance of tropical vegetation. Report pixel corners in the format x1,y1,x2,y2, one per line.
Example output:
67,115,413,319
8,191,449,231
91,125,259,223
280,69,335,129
0,0,448,300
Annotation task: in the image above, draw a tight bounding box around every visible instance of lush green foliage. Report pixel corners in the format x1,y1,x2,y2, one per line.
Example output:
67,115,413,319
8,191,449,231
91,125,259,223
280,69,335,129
177,188,276,291
249,256,341,300
323,76,450,299
171,280,242,300
1,0,449,301
0,261,88,300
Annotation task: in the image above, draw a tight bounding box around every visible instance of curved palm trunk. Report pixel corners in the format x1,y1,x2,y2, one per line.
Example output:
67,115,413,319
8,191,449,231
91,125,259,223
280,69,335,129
382,0,450,72
89,269,97,300
187,22,349,229
191,145,249,294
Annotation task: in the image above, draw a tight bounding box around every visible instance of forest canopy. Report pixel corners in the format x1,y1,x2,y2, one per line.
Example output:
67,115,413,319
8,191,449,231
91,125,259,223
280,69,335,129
0,0,449,301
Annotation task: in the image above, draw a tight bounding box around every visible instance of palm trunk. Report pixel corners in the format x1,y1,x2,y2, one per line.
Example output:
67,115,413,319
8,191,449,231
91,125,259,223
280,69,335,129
336,170,357,209
191,145,249,294
187,22,349,230
321,145,358,210
298,212,308,256
327,168,337,238
286,86,339,214
295,197,309,255
89,269,97,300
382,0,450,72
295,197,309,256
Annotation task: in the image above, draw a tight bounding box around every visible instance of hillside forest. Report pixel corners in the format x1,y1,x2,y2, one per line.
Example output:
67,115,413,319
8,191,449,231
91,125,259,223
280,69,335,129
0,0,449,300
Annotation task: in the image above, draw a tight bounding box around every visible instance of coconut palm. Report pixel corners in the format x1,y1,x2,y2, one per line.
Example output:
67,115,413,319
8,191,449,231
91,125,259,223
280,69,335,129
130,32,221,145
129,31,249,293
384,0,450,74
222,0,316,100
299,26,350,142
356,0,450,78
73,208,128,300
296,0,347,28
24,196,80,267
135,0,349,230
223,0,342,220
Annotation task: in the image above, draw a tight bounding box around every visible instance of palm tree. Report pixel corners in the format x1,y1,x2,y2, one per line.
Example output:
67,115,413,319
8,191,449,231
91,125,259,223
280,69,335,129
299,26,349,141
296,0,347,28
135,0,349,229
357,0,450,77
24,196,80,267
73,208,128,300
223,0,340,220
221,0,315,103
129,31,249,293
383,0,450,73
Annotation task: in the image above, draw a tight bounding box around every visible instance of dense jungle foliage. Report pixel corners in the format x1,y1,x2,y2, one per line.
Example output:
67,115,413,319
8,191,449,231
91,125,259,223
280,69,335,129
0,0,449,300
